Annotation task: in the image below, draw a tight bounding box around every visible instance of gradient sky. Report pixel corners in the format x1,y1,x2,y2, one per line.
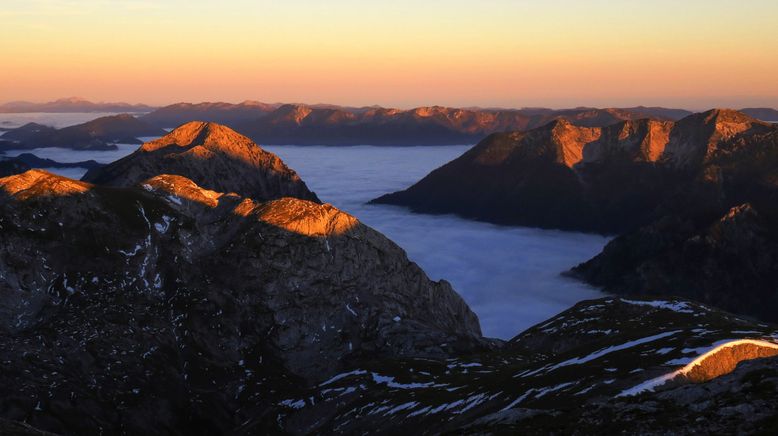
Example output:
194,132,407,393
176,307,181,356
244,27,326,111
2,0,777,109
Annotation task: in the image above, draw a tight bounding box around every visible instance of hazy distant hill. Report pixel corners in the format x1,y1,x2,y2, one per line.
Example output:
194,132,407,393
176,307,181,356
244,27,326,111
0,97,155,113
740,107,778,121
1,114,165,150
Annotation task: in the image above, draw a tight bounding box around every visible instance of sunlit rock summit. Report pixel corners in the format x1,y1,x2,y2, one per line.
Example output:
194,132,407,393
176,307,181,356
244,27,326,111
83,121,319,202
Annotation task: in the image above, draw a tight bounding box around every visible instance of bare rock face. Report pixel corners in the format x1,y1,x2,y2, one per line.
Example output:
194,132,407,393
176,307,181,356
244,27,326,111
82,121,319,203
0,169,482,434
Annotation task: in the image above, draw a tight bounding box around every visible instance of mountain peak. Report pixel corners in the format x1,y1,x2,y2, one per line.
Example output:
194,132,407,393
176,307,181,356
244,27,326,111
141,121,253,154
83,121,320,203
0,169,91,200
273,104,313,123
701,108,760,124
544,117,574,129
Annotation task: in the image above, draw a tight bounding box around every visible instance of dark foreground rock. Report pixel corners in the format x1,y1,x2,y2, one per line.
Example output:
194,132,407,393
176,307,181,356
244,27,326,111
272,297,778,434
0,169,483,434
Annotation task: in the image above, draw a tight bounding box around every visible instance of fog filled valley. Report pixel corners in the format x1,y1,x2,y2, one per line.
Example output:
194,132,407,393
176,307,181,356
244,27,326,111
2,108,778,434
0,113,609,339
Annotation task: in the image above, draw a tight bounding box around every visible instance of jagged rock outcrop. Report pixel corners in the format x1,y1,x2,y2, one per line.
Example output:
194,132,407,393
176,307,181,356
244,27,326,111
0,115,166,151
0,169,482,434
82,121,319,203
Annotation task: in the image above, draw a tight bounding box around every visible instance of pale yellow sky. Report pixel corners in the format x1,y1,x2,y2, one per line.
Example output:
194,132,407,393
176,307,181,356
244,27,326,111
1,0,777,109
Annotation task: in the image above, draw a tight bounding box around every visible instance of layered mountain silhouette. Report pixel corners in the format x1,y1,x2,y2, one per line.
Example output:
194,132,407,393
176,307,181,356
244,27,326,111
1,114,166,151
0,97,155,113
82,121,319,202
740,107,778,121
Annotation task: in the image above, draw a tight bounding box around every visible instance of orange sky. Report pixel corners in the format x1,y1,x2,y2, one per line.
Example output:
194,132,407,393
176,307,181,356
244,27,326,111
2,0,777,109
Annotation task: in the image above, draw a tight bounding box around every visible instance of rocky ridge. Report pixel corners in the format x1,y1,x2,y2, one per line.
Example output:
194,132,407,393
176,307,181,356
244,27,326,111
141,103,700,146
82,121,319,203
373,109,775,232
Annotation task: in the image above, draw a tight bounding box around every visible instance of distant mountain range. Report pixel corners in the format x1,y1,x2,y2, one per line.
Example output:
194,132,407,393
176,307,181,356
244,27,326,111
0,97,156,113
3,99,777,146
138,102,778,145
0,114,166,151
140,103,695,145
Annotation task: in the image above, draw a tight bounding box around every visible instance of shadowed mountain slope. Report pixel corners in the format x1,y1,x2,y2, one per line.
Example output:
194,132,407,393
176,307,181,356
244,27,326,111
373,109,776,233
